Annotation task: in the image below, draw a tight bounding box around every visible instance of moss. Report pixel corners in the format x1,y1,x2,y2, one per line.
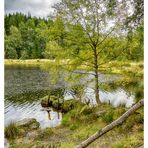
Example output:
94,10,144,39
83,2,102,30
41,96,84,113
112,132,143,148
16,118,40,131
36,128,54,140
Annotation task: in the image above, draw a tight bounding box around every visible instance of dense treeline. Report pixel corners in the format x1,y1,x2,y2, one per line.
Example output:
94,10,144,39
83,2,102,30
5,13,53,59
4,12,143,61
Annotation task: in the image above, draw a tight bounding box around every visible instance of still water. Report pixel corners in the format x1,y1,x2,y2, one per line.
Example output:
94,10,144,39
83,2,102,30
5,66,136,128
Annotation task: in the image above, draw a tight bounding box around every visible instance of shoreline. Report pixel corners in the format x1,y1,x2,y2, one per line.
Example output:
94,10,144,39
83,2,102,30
4,59,144,76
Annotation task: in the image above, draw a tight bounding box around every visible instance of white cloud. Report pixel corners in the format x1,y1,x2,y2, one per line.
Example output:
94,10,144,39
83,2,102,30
5,0,61,18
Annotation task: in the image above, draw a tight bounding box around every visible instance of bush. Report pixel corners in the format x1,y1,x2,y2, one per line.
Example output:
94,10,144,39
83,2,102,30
5,122,19,139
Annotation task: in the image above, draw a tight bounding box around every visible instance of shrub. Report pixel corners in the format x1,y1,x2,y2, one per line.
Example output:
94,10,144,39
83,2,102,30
5,122,19,139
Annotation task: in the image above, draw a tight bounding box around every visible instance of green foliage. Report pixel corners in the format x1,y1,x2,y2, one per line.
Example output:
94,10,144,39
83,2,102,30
20,50,29,59
5,11,143,61
5,47,18,59
123,25,144,61
5,122,20,140
45,41,63,59
4,13,51,59
62,101,98,129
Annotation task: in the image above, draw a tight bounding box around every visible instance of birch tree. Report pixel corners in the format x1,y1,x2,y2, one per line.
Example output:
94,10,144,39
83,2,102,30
51,0,131,104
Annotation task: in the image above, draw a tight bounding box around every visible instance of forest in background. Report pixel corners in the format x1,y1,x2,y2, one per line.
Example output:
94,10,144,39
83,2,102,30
4,12,143,61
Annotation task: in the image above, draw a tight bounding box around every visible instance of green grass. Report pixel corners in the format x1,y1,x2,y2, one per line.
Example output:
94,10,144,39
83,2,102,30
61,103,98,127
101,110,114,124
5,59,53,68
72,123,102,141
35,127,54,140
7,103,143,147
59,142,75,148
4,59,71,68
112,132,143,148
5,59,143,77
100,60,143,76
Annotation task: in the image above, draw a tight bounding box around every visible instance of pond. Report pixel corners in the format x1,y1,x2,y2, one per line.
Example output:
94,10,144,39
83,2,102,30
5,66,137,128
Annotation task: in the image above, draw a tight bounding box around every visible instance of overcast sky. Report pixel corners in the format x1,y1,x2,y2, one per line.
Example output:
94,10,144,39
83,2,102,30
5,0,61,18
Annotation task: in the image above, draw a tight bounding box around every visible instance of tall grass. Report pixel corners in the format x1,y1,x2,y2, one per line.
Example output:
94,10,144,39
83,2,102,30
5,122,19,140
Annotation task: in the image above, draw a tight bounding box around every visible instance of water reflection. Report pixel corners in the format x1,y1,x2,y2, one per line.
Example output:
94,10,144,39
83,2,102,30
81,87,135,108
47,110,51,120
5,100,62,128
5,66,139,128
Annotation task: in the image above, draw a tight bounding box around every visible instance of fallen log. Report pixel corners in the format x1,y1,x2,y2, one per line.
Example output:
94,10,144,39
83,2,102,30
76,99,144,148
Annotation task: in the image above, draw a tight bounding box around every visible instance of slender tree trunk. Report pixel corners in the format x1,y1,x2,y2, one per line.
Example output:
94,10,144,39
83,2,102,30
95,71,100,104
75,99,144,148
93,47,101,104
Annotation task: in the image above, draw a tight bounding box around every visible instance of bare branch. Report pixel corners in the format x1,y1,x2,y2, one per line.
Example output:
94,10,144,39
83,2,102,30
97,27,115,47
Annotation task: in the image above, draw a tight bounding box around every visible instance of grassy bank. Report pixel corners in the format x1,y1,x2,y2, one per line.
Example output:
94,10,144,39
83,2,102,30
99,60,143,77
5,59,143,75
6,103,143,147
4,59,56,67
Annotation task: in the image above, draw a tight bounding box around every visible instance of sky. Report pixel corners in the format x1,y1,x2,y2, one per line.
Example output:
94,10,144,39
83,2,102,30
5,0,61,18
